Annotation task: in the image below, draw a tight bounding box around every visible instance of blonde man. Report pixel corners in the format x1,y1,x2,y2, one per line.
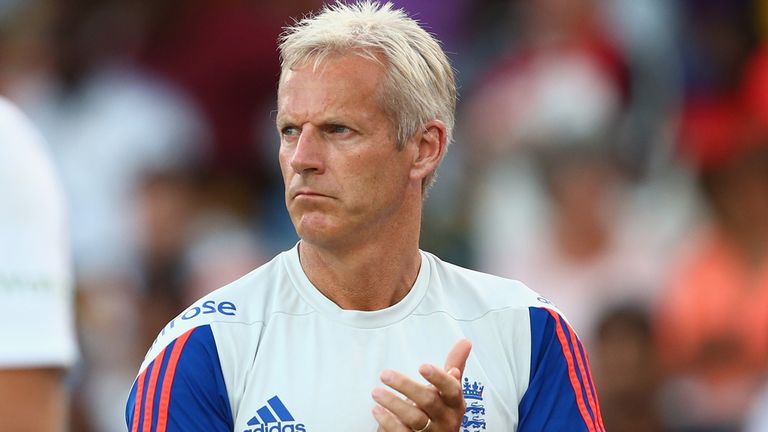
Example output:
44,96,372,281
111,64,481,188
126,2,604,431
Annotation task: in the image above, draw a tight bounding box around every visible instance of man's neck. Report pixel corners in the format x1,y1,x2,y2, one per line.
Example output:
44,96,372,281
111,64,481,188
298,232,422,311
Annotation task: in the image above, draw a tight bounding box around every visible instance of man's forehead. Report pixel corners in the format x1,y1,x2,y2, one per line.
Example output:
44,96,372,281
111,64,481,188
279,51,386,88
277,55,387,114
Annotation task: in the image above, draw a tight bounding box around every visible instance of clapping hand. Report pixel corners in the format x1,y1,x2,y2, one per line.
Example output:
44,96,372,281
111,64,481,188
372,339,472,432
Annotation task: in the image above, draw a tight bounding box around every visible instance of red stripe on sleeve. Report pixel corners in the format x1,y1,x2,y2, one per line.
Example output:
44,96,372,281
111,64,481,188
155,328,196,432
564,320,604,431
142,347,167,432
546,309,596,432
130,369,148,432
580,338,606,431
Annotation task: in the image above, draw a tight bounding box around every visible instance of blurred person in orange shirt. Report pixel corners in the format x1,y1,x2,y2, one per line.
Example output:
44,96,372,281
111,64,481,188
655,46,768,431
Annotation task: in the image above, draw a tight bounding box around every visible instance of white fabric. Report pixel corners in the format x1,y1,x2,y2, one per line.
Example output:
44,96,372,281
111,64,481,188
0,96,77,367
141,244,561,431
746,384,768,432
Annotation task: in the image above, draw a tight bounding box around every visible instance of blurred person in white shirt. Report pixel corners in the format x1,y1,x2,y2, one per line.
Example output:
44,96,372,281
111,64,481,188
0,96,77,431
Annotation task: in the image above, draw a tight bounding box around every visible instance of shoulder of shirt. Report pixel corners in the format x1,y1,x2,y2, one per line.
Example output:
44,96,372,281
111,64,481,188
142,249,305,362
417,251,563,321
0,97,61,202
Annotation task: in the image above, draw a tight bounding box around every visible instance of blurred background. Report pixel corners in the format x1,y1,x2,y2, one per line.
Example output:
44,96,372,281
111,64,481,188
1,0,767,430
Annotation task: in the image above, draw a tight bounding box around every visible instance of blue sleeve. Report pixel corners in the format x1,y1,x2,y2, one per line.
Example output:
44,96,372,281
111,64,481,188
517,307,605,432
125,325,234,431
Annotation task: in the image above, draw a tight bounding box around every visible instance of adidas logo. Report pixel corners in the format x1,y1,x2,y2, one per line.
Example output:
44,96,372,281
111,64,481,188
242,396,306,432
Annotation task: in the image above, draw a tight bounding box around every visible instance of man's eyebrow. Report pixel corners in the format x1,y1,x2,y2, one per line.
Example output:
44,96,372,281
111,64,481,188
318,115,354,125
277,114,352,126
275,115,295,127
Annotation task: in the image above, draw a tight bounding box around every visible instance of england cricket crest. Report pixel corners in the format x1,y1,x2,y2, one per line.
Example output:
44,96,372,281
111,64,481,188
462,377,486,431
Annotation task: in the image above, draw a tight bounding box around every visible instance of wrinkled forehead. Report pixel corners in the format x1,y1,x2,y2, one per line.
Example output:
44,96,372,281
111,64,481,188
276,53,390,117
276,54,394,126
278,49,387,91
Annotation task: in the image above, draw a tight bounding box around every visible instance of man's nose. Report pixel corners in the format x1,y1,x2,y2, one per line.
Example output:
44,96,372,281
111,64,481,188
290,125,325,175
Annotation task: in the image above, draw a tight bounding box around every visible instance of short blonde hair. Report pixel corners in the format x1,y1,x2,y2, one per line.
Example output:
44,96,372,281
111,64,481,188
278,1,456,187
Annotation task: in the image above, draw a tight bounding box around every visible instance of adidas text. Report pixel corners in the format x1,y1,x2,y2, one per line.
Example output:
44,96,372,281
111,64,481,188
243,422,306,432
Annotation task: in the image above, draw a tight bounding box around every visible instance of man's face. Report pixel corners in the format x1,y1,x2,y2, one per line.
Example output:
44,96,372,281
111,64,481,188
276,55,416,249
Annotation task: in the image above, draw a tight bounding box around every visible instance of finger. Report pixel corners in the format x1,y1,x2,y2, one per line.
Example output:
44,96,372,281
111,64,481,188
448,367,461,381
419,364,464,408
444,339,472,377
380,369,427,401
372,387,430,431
380,369,446,418
372,404,409,432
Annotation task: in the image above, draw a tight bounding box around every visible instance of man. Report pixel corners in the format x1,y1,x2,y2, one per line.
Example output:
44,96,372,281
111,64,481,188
0,96,78,430
126,2,604,431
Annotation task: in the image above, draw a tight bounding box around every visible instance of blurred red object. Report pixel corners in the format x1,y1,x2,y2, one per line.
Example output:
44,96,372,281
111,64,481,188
139,0,284,173
679,44,768,171
742,45,768,124
678,96,745,171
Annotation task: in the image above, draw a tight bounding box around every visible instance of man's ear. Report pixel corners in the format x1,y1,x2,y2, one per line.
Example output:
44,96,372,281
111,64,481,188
410,119,448,183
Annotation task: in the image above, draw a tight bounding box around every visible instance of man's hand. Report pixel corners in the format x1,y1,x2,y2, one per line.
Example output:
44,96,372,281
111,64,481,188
372,339,472,432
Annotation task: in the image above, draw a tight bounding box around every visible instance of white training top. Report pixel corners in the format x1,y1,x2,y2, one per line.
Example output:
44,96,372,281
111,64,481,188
0,97,77,368
127,245,604,431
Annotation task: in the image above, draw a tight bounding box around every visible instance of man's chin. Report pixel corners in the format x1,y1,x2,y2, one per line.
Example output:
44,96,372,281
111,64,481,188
296,224,359,251
295,217,337,243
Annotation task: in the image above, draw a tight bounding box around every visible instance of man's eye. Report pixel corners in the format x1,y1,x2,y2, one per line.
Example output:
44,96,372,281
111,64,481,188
328,125,351,134
281,126,300,136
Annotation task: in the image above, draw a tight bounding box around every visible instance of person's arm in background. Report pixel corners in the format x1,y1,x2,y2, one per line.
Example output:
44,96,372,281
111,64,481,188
0,97,78,431
0,370,68,431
